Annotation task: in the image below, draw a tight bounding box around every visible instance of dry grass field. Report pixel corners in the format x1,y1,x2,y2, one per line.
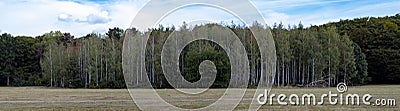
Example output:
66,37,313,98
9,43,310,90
0,85,398,110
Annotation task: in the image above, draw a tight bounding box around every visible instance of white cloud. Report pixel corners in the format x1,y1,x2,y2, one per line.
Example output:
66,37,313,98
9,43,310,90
75,11,111,24
253,0,400,27
159,5,239,28
251,0,352,10
262,10,290,25
0,0,398,36
345,1,400,17
58,13,73,22
57,11,112,25
0,0,144,36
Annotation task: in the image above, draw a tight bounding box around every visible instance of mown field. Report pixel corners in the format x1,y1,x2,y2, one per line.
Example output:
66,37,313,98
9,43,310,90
0,85,398,111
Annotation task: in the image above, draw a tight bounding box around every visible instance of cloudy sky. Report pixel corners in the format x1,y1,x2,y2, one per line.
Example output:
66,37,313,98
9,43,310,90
0,0,399,37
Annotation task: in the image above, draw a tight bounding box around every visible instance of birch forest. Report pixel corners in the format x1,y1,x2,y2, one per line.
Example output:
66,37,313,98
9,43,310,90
1,14,399,88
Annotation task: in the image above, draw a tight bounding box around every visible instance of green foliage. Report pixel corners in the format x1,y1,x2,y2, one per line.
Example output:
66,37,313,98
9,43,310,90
39,30,126,88
0,33,17,86
181,41,231,88
2,14,400,88
351,43,369,85
0,34,42,86
329,15,400,84
14,36,42,86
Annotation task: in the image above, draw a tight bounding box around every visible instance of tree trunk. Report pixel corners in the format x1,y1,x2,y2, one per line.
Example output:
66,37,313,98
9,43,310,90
277,61,280,87
312,58,315,86
344,64,347,84
59,45,63,87
7,76,10,86
302,63,305,85
151,35,155,84
105,59,108,81
80,39,83,87
328,56,331,87
307,65,310,85
292,61,296,85
282,54,285,86
328,36,331,87
298,61,301,85
112,39,116,81
100,40,103,86
286,63,289,85
50,45,53,87
96,49,99,87
84,40,87,88
88,38,91,86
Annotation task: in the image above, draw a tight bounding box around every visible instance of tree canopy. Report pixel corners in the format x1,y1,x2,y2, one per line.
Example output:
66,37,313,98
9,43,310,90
1,14,399,88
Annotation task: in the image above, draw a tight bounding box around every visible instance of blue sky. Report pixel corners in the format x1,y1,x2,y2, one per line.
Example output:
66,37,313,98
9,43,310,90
0,0,399,36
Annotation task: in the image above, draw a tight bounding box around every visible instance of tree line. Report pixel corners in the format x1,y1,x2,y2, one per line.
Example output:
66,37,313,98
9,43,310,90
0,28,126,88
327,14,400,84
1,14,399,88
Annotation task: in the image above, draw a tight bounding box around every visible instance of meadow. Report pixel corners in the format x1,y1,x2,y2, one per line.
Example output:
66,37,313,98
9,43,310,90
0,85,398,110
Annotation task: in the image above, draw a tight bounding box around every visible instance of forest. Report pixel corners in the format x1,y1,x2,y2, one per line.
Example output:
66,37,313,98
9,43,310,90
0,14,399,88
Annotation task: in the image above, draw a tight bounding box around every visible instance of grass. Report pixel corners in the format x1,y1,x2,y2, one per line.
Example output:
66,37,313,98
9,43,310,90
0,85,398,110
